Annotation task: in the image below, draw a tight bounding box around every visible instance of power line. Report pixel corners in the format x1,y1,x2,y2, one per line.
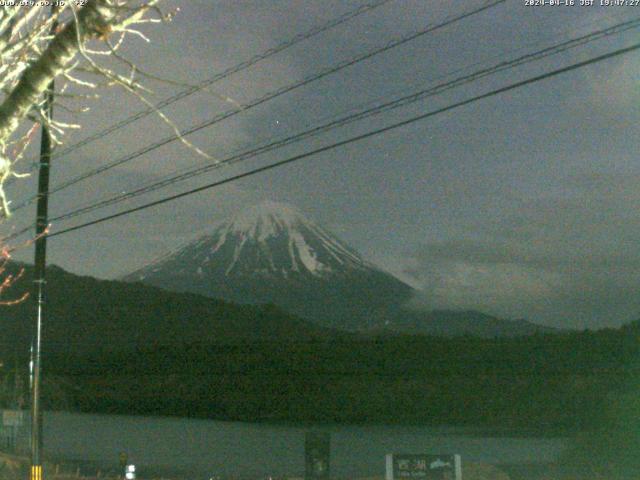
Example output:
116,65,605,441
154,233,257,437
5,16,638,243
45,41,640,239
13,0,395,174
70,5,638,214
39,16,640,226
9,0,505,213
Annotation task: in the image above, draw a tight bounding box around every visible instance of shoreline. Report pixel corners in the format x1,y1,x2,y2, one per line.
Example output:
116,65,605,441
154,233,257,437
61,408,578,439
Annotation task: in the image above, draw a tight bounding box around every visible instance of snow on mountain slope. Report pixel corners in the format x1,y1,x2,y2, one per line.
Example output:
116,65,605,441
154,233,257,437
129,201,375,281
124,201,414,330
123,201,553,336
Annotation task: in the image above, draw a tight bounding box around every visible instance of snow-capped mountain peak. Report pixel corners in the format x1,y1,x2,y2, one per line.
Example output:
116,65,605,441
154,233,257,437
128,201,370,281
123,201,415,331
222,201,368,276
228,201,308,242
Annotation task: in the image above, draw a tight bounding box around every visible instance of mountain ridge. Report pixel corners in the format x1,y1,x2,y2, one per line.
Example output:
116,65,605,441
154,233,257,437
124,201,556,337
0,261,341,356
126,201,377,281
124,201,415,330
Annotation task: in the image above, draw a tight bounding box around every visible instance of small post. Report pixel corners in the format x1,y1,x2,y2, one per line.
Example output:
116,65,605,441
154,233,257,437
304,431,330,480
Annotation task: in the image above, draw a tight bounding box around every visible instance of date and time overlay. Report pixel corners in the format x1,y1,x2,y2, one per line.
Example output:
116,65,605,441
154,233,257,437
525,0,639,6
1,0,638,8
0,0,86,6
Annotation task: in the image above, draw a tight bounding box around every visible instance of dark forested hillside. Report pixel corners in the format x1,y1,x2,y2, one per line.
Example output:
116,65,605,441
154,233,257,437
43,326,640,433
1,262,638,435
0,263,339,356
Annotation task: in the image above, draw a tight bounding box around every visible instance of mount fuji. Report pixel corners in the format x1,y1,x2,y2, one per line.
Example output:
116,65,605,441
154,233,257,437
124,201,553,336
124,201,413,330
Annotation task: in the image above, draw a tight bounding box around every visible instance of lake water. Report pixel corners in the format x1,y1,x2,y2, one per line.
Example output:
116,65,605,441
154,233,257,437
17,411,567,478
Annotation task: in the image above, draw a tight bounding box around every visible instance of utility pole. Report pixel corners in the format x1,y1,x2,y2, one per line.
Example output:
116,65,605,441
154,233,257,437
30,71,54,480
29,11,58,480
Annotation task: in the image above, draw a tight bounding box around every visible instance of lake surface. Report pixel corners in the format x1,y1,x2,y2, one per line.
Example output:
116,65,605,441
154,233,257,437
20,411,567,478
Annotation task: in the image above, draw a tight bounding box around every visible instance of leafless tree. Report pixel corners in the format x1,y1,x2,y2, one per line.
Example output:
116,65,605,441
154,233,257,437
0,0,175,303
0,0,172,218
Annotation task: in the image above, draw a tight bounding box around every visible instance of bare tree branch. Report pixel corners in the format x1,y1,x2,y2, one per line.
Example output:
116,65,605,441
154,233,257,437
0,0,158,145
0,0,171,218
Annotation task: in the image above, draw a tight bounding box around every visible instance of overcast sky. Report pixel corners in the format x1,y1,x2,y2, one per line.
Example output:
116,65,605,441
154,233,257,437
4,0,640,329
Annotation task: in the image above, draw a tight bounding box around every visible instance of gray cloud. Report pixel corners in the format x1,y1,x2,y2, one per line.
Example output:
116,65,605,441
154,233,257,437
4,1,639,331
404,172,640,328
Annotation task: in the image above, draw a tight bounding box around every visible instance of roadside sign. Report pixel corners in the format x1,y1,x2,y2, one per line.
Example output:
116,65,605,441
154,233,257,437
385,454,462,480
305,431,330,480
